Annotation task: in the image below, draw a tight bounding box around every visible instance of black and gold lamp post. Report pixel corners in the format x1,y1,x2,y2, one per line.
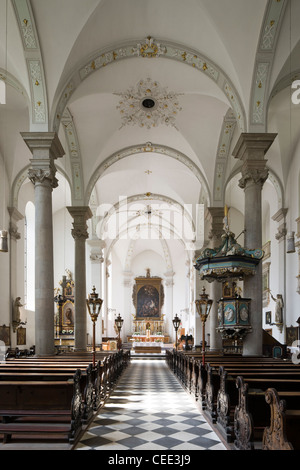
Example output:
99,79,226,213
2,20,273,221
172,314,181,350
195,287,213,366
115,313,124,350
86,286,103,367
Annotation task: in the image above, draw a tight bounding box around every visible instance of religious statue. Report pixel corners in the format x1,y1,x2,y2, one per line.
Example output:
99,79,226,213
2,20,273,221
13,297,23,324
269,291,283,324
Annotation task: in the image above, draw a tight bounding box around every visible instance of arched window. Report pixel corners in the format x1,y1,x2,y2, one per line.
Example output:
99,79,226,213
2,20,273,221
24,201,35,310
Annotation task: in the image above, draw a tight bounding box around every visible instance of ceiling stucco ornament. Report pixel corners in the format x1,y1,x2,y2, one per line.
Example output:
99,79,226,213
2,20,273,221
115,78,182,130
249,0,287,130
132,36,167,58
53,37,246,132
12,0,48,128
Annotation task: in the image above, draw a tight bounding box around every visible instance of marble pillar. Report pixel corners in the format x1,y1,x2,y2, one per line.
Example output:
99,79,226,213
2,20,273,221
88,239,105,345
233,133,277,356
164,270,175,340
206,207,224,351
22,132,64,356
123,271,134,340
67,206,93,351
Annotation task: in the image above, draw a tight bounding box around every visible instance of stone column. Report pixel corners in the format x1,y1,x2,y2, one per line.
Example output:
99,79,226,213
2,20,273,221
88,239,105,345
123,271,134,341
206,207,224,351
22,132,64,356
164,270,175,340
67,206,93,351
233,133,277,356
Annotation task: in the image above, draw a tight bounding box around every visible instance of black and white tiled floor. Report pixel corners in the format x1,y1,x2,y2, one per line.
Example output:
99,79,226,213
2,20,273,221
75,359,226,451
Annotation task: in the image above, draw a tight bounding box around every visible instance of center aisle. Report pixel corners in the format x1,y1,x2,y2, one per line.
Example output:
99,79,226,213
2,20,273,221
75,358,226,451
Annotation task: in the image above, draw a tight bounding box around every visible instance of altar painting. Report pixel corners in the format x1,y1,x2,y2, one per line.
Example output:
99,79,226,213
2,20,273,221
133,270,164,320
137,284,160,318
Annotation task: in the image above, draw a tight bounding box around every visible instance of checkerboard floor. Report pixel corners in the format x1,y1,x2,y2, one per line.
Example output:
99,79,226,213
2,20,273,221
75,359,226,450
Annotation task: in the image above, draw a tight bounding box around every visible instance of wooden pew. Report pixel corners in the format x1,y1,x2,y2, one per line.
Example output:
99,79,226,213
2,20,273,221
212,365,300,445
233,375,300,450
262,388,300,450
166,349,300,450
0,350,130,444
0,369,83,444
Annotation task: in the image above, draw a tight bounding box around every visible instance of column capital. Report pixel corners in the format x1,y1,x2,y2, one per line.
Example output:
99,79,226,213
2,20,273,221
67,206,93,240
232,132,277,162
272,208,288,223
22,132,65,189
238,160,269,189
21,132,65,161
272,208,288,242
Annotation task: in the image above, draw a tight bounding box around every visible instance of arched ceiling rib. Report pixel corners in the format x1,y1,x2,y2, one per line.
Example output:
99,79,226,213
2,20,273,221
52,36,246,133
85,142,210,206
3,0,299,243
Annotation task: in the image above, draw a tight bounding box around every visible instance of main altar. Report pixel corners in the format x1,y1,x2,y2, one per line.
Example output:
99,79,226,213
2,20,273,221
130,269,169,352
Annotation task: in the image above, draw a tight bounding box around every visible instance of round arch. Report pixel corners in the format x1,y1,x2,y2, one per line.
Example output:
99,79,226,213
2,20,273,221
52,37,246,133
85,142,211,207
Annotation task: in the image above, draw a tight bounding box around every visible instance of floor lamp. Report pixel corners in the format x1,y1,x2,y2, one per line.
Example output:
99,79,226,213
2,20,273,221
195,287,213,366
115,314,124,350
86,286,103,367
172,314,181,350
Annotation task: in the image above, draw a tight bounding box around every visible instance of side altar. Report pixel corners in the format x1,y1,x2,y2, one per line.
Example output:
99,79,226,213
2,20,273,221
54,270,75,349
130,269,169,352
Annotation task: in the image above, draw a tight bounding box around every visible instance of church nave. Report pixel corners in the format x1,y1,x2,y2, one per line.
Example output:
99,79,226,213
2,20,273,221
75,359,226,451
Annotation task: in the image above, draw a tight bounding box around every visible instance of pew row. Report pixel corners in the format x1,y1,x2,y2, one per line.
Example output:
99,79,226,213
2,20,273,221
166,349,300,450
0,350,130,446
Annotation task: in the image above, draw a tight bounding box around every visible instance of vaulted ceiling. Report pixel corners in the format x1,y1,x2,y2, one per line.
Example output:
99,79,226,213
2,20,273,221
1,0,299,266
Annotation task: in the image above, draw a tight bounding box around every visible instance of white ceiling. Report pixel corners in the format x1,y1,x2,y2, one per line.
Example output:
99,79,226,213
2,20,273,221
1,0,299,269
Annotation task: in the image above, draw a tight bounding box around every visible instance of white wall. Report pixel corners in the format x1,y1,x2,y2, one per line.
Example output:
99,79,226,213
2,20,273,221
0,153,10,327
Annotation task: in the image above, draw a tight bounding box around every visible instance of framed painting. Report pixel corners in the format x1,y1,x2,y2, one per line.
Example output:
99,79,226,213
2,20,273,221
133,270,164,320
59,300,75,336
64,280,74,298
286,326,298,346
0,325,10,346
265,311,271,324
17,327,26,345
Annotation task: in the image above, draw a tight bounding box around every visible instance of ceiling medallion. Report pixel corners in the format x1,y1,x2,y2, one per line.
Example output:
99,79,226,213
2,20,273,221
115,78,182,130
